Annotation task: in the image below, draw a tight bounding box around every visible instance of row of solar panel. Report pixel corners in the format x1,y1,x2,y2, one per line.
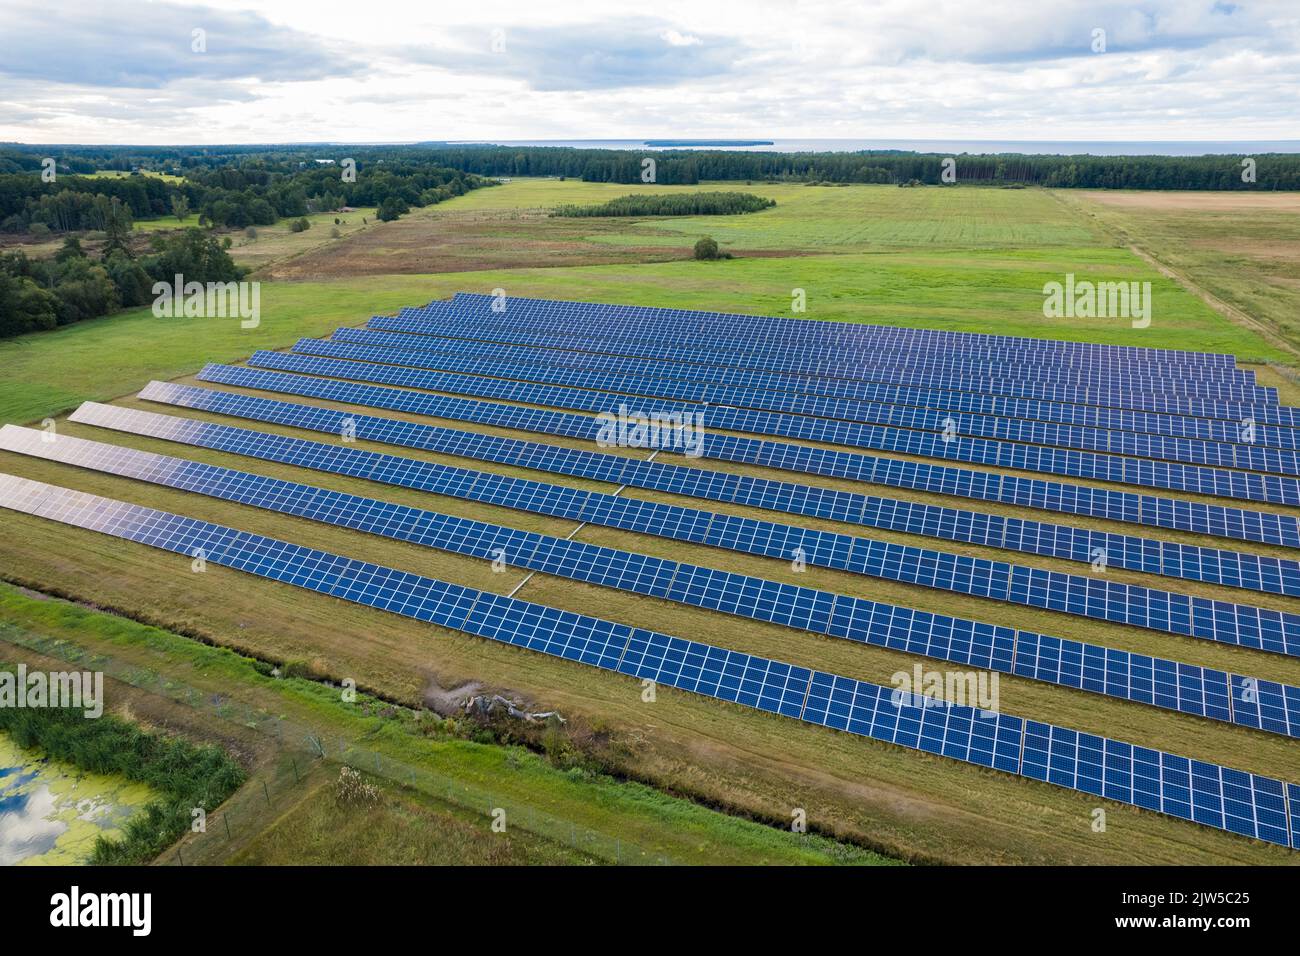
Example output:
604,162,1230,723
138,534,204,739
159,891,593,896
389,304,1272,404
415,294,1263,393
149,378,1300,551
437,295,1247,380
446,292,1241,371
374,311,1298,426
293,336,1300,476
237,354,1300,507
333,326,1300,451
73,400,1300,598
40,414,1298,658
10,422,1295,738
0,472,1291,849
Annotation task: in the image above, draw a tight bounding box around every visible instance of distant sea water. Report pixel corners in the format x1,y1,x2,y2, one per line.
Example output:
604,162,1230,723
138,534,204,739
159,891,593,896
446,138,1300,156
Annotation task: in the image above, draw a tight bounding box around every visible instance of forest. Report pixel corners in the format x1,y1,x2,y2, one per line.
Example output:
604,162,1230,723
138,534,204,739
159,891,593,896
551,191,776,216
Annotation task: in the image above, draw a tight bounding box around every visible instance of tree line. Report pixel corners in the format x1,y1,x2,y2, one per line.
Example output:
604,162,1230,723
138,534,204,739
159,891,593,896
399,145,1300,189
552,191,776,217
0,228,243,338
0,149,496,234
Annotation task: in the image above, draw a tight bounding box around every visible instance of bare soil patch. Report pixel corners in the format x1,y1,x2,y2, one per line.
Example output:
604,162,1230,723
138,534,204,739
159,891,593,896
1082,191,1300,212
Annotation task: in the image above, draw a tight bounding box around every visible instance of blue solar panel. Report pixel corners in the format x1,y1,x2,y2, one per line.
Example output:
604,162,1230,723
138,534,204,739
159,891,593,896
0,471,1291,850
232,355,1300,506
291,336,1300,476
337,325,1300,452
381,297,1276,406
413,297,1257,389
387,309,1265,403
30,415,1300,657
376,310,1298,425
443,292,1241,371
20,419,1297,736
70,402,1300,606
139,380,1300,554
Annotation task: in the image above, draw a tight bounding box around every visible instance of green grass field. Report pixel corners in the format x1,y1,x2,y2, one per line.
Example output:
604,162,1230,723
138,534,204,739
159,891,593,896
1,178,1297,865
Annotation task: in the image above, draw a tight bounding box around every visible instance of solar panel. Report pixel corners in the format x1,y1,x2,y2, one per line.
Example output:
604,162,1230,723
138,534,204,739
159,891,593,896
336,325,1300,451
140,379,1300,552
0,472,1291,849
426,295,1252,381
292,336,1300,475
442,292,1240,370
71,402,1300,600
29,417,1298,656
375,310,1297,424
339,321,1266,402
234,354,1300,506
386,298,1274,404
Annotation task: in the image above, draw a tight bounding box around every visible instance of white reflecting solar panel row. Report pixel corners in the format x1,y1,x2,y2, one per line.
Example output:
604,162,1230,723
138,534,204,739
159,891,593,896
336,326,1300,450
73,401,1300,598
375,312,1295,425
16,421,1297,735
293,336,1300,476
0,472,1290,850
33,417,1297,656
238,353,1300,506
385,306,1272,406
446,292,1240,370
149,378,1300,550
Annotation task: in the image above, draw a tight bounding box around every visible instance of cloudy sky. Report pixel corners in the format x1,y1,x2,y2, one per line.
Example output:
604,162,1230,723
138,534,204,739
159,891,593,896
2,0,1298,144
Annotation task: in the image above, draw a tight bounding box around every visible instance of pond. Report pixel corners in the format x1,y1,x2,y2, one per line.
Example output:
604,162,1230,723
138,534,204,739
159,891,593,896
0,732,156,865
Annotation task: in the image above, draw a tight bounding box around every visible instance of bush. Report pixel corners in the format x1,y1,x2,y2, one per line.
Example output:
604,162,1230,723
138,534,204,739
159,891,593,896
377,196,409,222
0,702,245,865
289,217,311,233
245,226,258,240
553,191,776,218
693,236,720,260
334,766,381,808
28,222,50,238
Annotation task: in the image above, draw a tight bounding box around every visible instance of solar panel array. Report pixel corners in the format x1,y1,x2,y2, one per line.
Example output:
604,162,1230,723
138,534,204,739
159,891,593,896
71,400,1300,599
0,472,1294,849
242,350,1300,505
371,299,1284,410
3,291,1298,854
52,405,1300,656
10,421,1297,738
331,325,1300,450
148,377,1300,551
290,336,1300,476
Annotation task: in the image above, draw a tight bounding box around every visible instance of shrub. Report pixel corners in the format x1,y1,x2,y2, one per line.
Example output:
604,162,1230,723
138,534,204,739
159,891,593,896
693,236,720,260
289,217,311,233
334,766,381,808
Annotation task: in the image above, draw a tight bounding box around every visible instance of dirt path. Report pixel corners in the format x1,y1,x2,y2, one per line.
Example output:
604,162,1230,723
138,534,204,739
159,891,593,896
1052,190,1300,364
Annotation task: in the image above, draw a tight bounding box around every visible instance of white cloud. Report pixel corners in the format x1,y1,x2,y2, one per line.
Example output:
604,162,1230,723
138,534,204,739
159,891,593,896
0,0,1297,143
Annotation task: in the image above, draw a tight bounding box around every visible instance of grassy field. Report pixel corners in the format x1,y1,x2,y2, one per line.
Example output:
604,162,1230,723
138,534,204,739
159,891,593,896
1064,190,1300,362
0,583,895,865
87,170,185,183
0,178,1297,864
1,182,1290,426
